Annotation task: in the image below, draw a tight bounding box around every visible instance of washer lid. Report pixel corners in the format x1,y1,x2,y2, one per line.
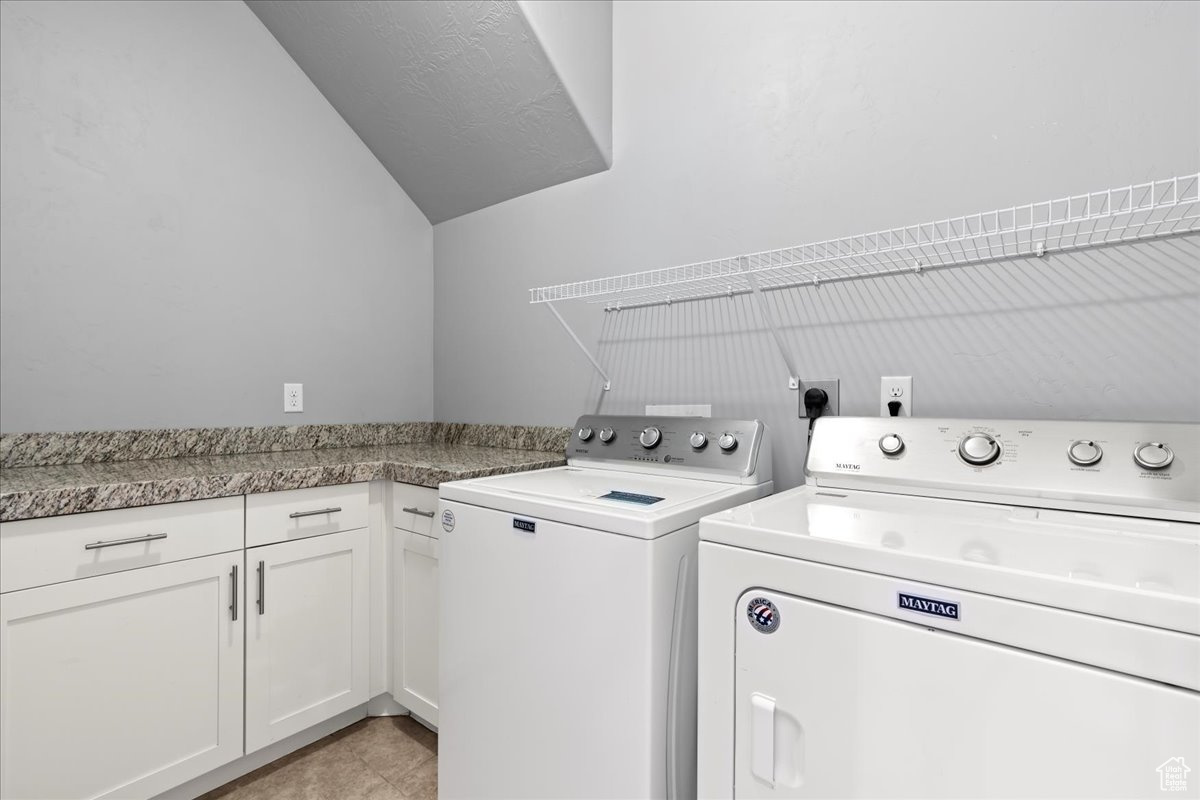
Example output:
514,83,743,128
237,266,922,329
440,466,772,539
701,485,1200,635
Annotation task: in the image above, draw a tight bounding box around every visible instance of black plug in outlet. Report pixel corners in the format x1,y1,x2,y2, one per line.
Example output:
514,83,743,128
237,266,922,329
799,379,839,418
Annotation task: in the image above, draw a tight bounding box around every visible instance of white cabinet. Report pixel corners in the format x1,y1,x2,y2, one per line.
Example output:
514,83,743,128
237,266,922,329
0,551,244,800
391,483,440,726
0,496,243,594
393,482,439,538
246,483,369,548
245,528,371,753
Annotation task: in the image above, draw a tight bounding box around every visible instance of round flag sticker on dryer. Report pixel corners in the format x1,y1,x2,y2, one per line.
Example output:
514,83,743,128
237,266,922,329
441,509,456,532
747,597,780,633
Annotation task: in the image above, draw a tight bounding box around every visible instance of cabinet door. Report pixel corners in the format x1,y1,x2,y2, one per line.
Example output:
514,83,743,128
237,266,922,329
392,529,439,726
246,529,370,753
0,553,243,800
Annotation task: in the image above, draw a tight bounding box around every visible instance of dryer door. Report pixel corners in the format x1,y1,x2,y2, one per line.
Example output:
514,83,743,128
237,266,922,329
733,589,1199,799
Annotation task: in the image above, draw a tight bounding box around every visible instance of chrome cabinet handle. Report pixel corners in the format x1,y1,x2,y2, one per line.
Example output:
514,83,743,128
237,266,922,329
84,532,167,550
402,507,435,518
230,564,238,622
288,506,342,519
257,560,265,615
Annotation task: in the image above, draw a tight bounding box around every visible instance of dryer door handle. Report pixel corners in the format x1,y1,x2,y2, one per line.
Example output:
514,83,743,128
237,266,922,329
751,692,776,786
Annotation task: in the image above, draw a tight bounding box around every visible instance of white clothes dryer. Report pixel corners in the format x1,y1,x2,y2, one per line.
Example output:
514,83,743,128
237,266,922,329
699,416,1198,799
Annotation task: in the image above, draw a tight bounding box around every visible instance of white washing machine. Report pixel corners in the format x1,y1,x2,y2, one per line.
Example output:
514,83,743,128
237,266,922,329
439,415,774,800
698,416,1199,799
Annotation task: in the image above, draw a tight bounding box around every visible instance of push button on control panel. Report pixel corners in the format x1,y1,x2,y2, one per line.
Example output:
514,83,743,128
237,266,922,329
1067,439,1102,466
1133,442,1174,470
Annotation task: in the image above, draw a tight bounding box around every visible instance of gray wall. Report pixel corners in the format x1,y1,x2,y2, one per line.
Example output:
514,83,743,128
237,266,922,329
433,1,1200,489
518,0,613,165
0,0,434,432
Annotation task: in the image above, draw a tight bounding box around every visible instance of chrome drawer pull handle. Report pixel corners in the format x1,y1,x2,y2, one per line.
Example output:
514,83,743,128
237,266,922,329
257,560,265,615
288,506,342,519
402,507,436,518
230,564,238,622
84,533,168,550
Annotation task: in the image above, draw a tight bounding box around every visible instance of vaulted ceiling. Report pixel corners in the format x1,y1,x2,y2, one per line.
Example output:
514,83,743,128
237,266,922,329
246,0,612,223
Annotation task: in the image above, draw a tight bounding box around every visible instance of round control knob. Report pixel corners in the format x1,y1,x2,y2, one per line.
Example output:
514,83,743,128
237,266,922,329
639,426,662,449
577,426,594,442
718,433,738,452
958,433,1001,466
1067,439,1102,467
1133,442,1174,470
689,431,708,449
599,427,615,444
878,434,905,456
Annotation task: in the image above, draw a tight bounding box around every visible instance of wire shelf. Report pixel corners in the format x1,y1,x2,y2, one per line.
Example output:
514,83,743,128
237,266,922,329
529,174,1200,310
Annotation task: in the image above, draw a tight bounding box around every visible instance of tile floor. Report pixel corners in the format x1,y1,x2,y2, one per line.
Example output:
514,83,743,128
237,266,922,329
202,716,437,800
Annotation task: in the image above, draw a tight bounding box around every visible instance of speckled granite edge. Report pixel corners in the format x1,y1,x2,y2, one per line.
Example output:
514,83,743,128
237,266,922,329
0,450,567,522
0,422,570,468
433,423,570,454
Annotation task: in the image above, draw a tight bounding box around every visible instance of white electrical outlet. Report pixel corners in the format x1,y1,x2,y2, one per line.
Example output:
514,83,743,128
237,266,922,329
880,376,912,417
284,383,303,413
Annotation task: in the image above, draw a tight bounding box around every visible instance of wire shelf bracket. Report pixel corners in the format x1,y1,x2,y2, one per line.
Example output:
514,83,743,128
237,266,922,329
742,256,802,389
545,302,611,391
530,173,1200,392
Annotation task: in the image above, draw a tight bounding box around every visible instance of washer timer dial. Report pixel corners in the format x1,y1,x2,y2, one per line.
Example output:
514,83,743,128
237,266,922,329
718,433,738,452
878,434,905,456
689,431,708,449
599,427,615,444
958,433,1001,466
639,426,662,449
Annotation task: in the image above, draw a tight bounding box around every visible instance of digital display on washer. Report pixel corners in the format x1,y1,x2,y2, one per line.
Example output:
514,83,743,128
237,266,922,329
600,491,665,505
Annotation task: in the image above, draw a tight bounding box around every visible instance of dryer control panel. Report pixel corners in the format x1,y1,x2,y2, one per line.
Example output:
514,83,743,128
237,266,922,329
806,417,1199,522
568,416,771,485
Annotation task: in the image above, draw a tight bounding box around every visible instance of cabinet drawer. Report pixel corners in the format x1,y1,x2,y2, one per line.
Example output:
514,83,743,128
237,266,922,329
393,483,439,537
246,483,368,548
0,497,244,594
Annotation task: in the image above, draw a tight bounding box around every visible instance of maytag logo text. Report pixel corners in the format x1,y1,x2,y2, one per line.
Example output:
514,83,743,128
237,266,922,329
897,592,960,620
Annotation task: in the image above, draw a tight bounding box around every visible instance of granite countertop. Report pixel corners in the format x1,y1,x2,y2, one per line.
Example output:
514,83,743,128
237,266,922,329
0,442,566,522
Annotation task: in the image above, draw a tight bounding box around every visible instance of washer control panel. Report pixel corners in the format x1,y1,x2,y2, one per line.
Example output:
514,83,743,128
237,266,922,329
807,417,1199,522
568,415,769,483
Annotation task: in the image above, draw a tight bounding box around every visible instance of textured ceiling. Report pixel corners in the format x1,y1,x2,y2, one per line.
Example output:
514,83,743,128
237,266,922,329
247,0,610,223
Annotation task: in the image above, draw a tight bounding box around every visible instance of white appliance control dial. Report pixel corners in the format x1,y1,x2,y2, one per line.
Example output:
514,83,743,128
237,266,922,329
958,433,1001,466
577,427,594,442
878,434,905,456
639,426,662,449
1067,439,1102,466
568,415,768,480
1133,442,1174,470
